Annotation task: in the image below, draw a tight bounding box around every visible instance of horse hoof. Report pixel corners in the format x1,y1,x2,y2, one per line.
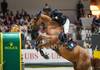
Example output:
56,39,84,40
42,54,49,59
39,49,49,59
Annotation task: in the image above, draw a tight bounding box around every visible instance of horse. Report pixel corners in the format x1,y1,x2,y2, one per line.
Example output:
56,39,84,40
34,13,92,70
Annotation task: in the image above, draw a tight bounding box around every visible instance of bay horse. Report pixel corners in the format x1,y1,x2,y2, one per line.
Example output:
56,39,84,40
35,13,92,70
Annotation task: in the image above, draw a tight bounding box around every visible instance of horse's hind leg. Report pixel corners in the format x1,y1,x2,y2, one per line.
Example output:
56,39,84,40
73,63,78,70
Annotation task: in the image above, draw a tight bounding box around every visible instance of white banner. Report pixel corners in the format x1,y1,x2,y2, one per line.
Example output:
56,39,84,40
22,49,70,64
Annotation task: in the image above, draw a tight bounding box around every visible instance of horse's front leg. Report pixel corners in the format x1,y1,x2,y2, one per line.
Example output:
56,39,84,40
36,37,50,59
36,44,49,59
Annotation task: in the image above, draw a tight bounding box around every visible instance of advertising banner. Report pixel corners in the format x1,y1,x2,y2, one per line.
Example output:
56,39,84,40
2,33,22,70
22,49,70,64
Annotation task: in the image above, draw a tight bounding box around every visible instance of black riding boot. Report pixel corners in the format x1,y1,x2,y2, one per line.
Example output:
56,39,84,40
59,32,76,50
67,39,76,49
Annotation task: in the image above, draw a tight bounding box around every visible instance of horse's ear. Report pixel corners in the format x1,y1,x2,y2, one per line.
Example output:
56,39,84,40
41,14,52,22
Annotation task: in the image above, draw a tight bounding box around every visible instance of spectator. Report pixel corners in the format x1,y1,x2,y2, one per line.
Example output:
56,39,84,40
42,3,51,16
92,15,100,26
76,0,85,20
1,0,8,17
92,15,100,33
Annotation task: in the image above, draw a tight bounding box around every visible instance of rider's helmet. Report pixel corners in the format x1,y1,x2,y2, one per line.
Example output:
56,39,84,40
51,9,67,25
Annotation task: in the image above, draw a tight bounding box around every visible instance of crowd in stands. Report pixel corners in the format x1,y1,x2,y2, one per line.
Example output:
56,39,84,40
0,8,100,49
0,10,32,32
0,9,40,49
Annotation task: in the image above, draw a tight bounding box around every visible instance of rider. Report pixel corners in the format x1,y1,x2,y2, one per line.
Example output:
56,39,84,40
39,8,76,50
51,9,76,49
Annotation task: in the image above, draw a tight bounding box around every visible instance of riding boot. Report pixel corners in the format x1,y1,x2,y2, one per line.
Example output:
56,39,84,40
67,39,76,50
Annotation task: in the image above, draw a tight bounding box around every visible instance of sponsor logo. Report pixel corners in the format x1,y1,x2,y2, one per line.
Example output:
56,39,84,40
5,42,18,50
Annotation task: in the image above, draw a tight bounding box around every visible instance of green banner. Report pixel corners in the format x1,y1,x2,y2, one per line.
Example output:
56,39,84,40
0,33,3,70
0,33,3,64
0,33,1,64
3,32,22,70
